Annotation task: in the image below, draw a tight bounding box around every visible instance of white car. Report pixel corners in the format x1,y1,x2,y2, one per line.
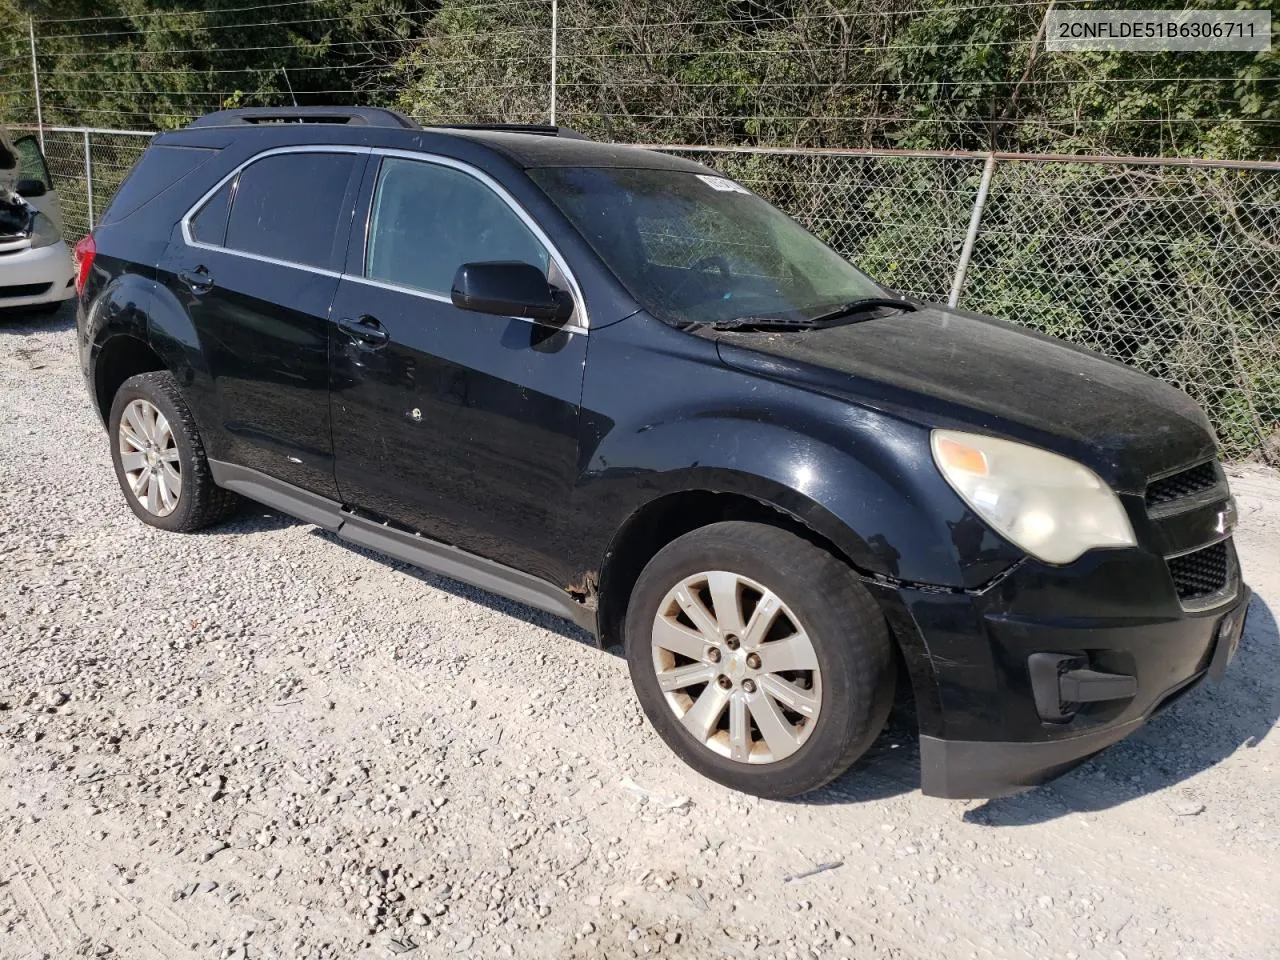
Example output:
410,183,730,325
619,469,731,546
1,128,76,314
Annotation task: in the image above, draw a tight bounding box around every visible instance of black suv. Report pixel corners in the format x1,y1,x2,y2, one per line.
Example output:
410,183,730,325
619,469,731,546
76,107,1248,799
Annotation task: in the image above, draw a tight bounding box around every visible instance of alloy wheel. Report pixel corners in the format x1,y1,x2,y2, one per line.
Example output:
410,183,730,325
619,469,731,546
118,398,182,517
650,570,822,764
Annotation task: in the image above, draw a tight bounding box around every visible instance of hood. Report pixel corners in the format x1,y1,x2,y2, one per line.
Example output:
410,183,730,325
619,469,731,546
0,128,40,240
712,304,1215,491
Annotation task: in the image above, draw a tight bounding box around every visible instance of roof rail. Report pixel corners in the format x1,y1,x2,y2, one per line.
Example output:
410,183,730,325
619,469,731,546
427,123,591,140
187,107,420,130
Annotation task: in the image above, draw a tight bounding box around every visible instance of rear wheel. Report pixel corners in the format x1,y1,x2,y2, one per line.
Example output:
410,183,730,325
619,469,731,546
625,521,894,798
108,371,238,532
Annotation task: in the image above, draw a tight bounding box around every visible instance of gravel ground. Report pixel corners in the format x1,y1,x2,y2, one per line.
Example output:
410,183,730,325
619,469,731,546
2,304,1278,960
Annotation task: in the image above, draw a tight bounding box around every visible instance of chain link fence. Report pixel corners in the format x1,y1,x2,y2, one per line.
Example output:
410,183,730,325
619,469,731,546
963,159,1280,461
36,127,152,237
657,146,1280,462
25,127,1280,463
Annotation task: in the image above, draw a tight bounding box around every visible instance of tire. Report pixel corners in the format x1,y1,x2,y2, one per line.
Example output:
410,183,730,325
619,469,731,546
108,371,238,532
624,521,894,799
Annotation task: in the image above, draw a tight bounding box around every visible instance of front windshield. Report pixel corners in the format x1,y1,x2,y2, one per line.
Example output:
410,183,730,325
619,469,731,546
529,166,884,326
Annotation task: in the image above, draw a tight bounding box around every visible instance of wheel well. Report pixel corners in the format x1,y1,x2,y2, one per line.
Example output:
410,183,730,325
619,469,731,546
94,335,165,424
595,491,859,650
596,490,919,729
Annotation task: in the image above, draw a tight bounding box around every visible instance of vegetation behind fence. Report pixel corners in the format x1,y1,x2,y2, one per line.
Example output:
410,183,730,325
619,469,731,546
4,0,1277,461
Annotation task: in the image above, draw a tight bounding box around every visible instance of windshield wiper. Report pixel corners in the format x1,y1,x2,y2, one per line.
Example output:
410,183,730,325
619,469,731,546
708,315,820,332
706,297,916,333
806,296,916,325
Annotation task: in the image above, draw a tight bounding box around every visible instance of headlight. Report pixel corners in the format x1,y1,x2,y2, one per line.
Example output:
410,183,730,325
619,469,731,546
29,212,62,249
931,429,1136,565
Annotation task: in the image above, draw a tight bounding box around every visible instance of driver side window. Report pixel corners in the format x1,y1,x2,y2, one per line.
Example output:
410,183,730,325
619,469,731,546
366,157,550,297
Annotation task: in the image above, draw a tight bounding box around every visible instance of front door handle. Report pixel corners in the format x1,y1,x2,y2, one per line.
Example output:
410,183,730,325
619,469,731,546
338,314,390,347
179,266,214,295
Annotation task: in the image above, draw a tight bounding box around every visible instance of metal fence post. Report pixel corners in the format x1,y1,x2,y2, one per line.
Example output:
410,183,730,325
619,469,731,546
83,130,94,229
28,17,44,151
549,0,558,126
948,153,996,307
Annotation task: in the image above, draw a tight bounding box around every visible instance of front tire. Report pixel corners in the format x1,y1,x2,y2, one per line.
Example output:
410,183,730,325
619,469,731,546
108,371,238,532
625,521,894,798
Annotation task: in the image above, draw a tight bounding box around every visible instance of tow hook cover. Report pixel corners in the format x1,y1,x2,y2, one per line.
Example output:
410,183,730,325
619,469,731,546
1059,668,1138,704
1028,653,1137,722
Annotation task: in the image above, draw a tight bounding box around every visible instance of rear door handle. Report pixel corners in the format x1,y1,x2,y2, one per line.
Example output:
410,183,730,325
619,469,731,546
179,266,214,295
337,314,390,347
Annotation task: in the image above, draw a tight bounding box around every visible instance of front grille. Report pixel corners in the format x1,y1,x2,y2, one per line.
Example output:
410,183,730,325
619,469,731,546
1145,461,1220,508
1167,541,1230,604
0,282,52,299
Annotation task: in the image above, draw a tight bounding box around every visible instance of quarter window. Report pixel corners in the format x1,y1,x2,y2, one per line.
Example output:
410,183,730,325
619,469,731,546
190,180,232,246
223,152,356,270
365,157,549,296
104,144,214,226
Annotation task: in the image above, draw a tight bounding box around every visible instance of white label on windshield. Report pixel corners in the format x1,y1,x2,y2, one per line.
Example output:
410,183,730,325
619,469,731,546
696,174,751,195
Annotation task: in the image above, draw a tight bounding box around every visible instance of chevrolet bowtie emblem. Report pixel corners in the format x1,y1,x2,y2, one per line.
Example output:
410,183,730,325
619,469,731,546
1215,499,1238,536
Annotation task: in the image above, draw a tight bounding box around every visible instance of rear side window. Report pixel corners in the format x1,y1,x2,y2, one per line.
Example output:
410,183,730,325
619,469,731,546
190,180,232,246
100,144,215,226
224,152,356,270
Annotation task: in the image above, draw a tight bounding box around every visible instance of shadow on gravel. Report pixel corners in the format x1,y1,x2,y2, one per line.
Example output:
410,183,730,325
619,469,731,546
300,521,920,801
308,527,597,646
0,303,75,332
966,594,1280,827
206,504,304,536
797,712,921,805
216,501,1278,818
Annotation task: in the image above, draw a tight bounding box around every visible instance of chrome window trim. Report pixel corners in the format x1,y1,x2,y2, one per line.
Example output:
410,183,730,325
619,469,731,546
363,148,590,333
179,144,371,276
178,143,590,335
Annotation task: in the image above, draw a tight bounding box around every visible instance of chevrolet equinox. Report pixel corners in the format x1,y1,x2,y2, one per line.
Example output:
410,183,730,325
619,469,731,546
75,107,1249,799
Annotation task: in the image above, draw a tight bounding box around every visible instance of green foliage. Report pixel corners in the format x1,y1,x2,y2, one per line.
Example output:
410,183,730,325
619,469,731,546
1,0,1275,457
960,161,1280,458
379,0,1278,160
1,0,424,129
3,0,1275,158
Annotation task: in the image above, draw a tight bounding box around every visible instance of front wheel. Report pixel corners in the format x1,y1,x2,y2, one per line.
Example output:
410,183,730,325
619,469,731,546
625,521,895,798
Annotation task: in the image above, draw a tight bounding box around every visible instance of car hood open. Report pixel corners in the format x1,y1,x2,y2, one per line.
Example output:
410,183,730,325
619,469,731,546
0,128,16,190
712,303,1215,491
0,127,27,239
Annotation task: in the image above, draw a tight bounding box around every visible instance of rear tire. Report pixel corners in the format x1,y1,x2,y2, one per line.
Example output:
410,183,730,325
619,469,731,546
625,521,894,799
108,371,238,532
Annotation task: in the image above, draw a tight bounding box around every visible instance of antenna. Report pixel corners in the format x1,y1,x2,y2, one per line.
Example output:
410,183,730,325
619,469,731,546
279,67,298,107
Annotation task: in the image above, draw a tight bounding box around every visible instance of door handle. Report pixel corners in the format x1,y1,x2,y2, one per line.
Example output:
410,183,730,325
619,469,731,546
338,314,390,347
179,266,214,295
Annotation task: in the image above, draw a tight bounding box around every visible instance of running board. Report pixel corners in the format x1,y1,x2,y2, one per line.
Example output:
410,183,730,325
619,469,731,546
210,459,343,531
209,460,596,634
336,511,596,632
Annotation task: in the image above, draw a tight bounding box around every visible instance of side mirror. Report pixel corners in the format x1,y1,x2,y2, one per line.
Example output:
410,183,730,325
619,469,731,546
451,261,573,324
15,179,47,199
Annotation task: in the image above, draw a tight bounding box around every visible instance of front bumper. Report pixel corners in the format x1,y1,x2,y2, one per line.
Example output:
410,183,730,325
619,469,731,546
873,542,1250,799
0,239,76,309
